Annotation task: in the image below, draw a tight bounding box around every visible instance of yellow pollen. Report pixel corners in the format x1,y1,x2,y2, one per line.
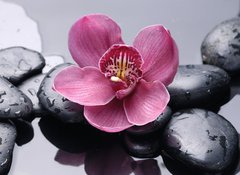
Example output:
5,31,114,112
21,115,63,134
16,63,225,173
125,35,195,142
116,57,127,80
110,76,121,82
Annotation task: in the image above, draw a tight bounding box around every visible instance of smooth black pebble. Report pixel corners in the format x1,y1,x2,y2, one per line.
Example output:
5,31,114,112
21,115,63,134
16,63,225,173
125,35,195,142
0,47,45,85
0,77,33,119
201,17,240,75
0,120,17,175
167,64,230,110
162,108,239,172
18,74,46,117
37,64,84,123
123,133,161,158
126,106,172,135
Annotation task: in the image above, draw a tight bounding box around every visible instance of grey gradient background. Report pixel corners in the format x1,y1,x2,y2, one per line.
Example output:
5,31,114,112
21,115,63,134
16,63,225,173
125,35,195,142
3,0,240,174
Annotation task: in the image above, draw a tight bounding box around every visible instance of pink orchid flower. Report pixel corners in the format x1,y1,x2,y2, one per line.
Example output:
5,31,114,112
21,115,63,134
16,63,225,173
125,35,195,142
54,14,178,133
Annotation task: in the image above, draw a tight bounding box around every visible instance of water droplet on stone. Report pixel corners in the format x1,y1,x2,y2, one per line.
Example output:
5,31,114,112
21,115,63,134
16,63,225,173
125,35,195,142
0,91,6,96
14,111,22,117
62,97,68,102
1,159,8,166
207,74,213,81
34,78,40,83
8,84,14,88
185,91,191,100
207,89,212,94
46,98,55,107
19,97,26,103
27,88,36,96
4,108,11,115
9,103,18,106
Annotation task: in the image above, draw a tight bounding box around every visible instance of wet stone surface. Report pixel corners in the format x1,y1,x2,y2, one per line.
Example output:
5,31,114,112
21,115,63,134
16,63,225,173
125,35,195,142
0,120,17,175
201,17,240,75
37,64,84,123
18,74,46,117
126,106,172,135
123,133,161,158
39,117,101,153
162,108,239,172
0,47,45,85
0,77,33,119
167,64,231,110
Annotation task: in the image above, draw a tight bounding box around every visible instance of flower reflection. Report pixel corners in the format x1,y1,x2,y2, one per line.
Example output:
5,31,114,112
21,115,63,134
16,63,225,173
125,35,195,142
84,143,134,175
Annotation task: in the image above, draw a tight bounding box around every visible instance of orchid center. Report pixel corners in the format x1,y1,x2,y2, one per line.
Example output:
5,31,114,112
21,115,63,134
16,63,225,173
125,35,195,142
99,45,143,96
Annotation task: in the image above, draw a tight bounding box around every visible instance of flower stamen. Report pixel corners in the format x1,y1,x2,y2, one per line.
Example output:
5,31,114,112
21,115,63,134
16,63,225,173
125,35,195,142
99,44,143,86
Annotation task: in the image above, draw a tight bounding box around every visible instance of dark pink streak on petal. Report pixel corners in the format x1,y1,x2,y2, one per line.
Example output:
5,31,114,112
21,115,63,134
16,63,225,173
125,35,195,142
84,99,133,133
133,25,179,86
53,66,115,106
69,14,124,67
124,79,170,126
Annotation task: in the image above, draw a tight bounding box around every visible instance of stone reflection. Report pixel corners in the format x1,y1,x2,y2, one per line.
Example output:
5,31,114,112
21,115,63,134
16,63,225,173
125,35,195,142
133,159,161,175
12,118,34,146
84,143,134,175
39,115,166,175
55,150,86,167
230,76,240,99
39,116,101,153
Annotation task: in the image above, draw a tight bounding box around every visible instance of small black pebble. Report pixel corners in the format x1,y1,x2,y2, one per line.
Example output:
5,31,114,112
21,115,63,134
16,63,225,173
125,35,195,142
0,47,45,84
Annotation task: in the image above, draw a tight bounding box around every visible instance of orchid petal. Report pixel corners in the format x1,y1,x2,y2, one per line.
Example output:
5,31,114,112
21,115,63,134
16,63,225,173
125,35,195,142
84,99,133,133
133,25,179,86
69,14,124,67
54,66,115,106
124,79,169,126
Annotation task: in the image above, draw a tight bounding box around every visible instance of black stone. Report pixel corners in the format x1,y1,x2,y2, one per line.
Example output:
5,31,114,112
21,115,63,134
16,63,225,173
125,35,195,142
162,108,239,172
167,65,230,110
123,133,161,158
0,77,33,119
18,74,46,118
12,118,34,146
0,47,45,85
126,106,172,135
162,154,218,175
201,17,240,75
37,63,84,123
0,120,17,175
